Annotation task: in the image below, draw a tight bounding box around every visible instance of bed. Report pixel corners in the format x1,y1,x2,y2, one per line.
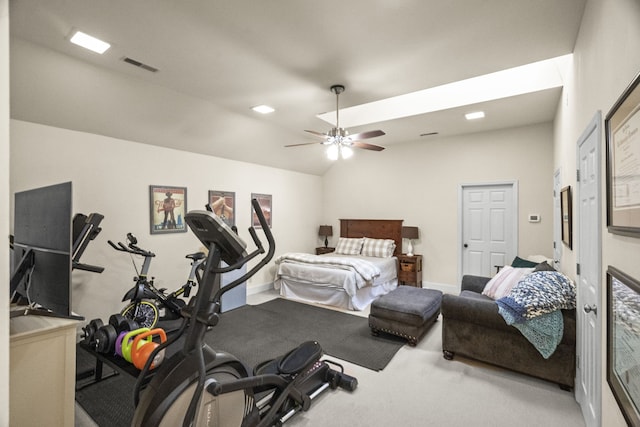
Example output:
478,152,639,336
273,219,403,310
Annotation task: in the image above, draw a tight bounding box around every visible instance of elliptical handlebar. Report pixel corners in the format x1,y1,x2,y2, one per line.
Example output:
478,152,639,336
209,199,274,305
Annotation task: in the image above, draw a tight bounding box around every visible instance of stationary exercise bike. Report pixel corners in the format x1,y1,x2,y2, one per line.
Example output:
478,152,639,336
131,199,357,427
109,233,206,328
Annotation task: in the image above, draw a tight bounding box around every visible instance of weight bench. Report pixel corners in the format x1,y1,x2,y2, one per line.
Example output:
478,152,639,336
369,286,442,346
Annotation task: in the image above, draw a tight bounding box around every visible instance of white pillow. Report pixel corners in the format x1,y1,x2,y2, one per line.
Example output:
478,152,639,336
482,266,534,300
361,237,396,258
334,237,364,255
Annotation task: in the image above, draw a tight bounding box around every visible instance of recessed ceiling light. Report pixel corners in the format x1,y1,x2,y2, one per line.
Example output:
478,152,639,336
70,31,111,54
465,111,485,120
251,105,275,114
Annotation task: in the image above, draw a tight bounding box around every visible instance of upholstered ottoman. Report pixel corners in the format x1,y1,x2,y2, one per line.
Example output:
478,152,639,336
369,286,443,346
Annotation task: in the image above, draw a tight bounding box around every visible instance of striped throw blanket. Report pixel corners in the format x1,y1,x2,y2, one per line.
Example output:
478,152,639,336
274,253,381,282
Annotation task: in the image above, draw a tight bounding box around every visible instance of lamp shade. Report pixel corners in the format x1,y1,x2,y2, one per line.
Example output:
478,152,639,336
318,225,333,236
402,226,419,239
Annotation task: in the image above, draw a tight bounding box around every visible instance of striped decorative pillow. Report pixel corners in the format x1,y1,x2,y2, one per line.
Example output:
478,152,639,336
334,237,364,255
361,237,396,258
482,266,534,300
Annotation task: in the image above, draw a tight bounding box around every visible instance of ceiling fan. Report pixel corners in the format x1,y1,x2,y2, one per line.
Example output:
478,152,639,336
285,85,385,160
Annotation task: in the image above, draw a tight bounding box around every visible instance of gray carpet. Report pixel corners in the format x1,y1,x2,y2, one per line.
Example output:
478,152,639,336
75,298,404,426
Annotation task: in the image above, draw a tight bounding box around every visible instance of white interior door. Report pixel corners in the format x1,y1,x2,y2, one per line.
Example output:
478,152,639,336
576,112,602,427
460,182,517,280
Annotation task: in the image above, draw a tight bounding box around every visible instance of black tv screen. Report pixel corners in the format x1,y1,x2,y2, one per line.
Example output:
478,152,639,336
11,182,73,317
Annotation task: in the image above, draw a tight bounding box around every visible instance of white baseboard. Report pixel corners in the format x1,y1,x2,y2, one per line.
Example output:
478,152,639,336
421,281,458,295
247,282,274,295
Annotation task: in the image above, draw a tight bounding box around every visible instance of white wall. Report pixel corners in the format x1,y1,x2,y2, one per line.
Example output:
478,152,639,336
1,0,10,423
554,0,640,425
10,120,323,323
323,122,555,287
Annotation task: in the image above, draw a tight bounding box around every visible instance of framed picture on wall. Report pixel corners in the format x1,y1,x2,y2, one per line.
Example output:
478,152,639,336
561,186,572,249
149,185,187,234
607,266,640,426
251,193,272,228
606,71,640,237
208,190,235,227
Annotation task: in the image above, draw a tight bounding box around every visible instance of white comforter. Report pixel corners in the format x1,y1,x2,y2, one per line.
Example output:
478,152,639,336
274,252,397,297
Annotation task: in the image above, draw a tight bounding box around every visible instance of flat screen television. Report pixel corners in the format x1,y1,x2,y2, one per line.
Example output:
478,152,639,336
10,181,80,319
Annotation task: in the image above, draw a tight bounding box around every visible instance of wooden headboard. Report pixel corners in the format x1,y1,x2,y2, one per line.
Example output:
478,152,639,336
340,219,403,256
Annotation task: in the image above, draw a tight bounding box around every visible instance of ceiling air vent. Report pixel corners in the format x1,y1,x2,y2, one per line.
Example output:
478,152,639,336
122,57,158,73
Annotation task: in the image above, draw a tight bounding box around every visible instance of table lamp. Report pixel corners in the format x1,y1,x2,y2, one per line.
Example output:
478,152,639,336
402,226,419,256
318,225,333,248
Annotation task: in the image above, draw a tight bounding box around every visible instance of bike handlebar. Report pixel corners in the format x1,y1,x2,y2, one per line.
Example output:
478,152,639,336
108,238,156,258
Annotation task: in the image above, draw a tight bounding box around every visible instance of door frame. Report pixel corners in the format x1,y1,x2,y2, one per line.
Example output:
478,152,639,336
457,180,519,283
553,168,563,271
575,111,602,427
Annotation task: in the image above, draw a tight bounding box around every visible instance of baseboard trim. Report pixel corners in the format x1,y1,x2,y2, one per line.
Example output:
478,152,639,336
421,281,458,295
247,282,274,295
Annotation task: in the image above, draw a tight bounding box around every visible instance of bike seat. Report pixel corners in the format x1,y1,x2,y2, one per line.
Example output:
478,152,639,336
185,252,206,261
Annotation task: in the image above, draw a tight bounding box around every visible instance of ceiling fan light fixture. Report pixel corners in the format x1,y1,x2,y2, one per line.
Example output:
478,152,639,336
327,144,339,160
340,145,354,159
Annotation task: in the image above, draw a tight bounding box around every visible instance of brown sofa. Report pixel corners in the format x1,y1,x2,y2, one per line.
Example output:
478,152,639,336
441,274,576,390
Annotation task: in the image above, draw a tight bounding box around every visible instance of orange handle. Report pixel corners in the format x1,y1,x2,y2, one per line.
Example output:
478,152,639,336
131,328,167,370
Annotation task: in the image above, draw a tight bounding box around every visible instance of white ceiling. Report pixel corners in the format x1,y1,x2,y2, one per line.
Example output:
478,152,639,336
9,0,586,175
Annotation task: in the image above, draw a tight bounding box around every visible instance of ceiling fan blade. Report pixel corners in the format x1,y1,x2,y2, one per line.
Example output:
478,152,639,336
284,142,322,148
352,141,385,151
304,129,328,138
348,129,385,141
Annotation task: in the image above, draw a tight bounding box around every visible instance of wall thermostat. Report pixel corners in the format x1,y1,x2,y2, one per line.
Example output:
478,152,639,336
528,214,541,223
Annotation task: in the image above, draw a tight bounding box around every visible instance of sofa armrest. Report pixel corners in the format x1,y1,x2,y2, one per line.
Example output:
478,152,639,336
461,275,490,293
441,292,516,331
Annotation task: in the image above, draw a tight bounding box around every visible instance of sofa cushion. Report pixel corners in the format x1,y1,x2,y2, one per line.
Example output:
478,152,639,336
534,261,556,272
460,290,492,302
481,266,533,299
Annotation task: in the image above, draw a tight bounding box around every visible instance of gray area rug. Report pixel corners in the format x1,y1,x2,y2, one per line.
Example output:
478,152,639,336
75,298,404,426
206,297,404,371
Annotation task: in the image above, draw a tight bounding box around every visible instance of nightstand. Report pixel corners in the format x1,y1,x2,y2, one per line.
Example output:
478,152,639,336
316,247,335,255
397,254,423,287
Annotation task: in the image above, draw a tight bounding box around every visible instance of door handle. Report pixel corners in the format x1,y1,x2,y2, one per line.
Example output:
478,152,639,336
583,304,597,315
463,243,468,248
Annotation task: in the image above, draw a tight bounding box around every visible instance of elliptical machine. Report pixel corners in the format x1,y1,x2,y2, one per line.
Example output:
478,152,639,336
132,199,357,427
